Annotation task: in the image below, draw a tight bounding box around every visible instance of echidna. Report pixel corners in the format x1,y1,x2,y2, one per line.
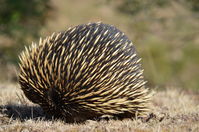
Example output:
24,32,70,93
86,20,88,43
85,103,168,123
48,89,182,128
18,22,152,123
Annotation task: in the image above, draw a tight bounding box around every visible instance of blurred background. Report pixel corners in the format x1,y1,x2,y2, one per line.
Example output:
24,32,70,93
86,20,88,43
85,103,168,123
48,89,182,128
0,0,199,91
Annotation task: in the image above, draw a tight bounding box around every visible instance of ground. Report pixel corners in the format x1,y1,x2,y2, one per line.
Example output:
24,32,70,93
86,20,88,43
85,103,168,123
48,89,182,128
0,83,199,132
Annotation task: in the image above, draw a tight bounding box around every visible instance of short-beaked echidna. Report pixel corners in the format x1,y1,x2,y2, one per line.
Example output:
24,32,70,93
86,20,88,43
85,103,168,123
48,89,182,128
18,22,152,123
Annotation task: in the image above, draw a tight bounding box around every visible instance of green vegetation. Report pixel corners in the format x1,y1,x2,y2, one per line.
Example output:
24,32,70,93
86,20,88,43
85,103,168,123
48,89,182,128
111,0,199,14
0,0,199,91
0,0,51,64
108,0,199,90
0,1,198,131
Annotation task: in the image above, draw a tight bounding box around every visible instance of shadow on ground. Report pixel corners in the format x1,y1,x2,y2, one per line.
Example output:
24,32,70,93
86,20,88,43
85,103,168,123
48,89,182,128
0,104,145,124
1,104,198,125
0,104,46,121
0,104,114,123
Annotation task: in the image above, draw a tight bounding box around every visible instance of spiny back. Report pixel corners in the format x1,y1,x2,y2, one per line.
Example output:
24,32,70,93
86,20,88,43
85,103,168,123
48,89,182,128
19,22,152,123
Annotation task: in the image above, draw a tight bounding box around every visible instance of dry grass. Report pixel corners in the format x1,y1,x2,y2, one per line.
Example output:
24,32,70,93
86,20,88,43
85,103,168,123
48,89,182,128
0,83,198,132
1,1,199,131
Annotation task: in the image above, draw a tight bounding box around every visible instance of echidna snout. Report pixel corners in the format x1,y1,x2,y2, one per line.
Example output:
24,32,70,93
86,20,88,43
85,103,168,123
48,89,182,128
18,22,152,123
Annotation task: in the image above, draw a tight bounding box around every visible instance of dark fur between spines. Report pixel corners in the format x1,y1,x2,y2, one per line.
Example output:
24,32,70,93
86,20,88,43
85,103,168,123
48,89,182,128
18,22,152,123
